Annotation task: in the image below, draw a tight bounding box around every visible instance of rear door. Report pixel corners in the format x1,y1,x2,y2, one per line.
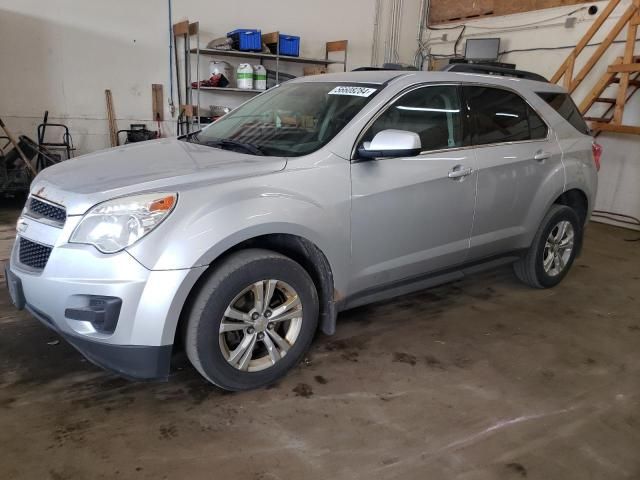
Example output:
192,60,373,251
350,84,477,295
462,85,564,259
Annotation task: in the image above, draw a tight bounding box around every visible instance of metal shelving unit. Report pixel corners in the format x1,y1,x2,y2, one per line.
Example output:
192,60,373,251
173,21,348,134
191,48,348,66
197,86,263,94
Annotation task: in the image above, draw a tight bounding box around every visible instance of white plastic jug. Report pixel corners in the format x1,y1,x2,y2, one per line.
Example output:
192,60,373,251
253,65,267,90
237,63,254,89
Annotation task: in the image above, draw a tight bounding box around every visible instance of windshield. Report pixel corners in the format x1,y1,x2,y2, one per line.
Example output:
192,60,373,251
190,82,381,157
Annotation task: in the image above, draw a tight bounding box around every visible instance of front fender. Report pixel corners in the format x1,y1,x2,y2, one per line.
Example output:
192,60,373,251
126,160,351,292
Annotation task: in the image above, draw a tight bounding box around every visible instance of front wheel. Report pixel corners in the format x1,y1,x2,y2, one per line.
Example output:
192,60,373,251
513,204,582,289
185,249,319,391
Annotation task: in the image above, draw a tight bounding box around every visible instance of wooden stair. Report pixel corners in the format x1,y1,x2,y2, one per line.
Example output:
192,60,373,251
594,97,617,104
551,0,640,135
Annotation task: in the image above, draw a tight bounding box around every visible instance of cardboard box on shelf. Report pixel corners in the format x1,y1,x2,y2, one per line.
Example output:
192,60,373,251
303,66,327,76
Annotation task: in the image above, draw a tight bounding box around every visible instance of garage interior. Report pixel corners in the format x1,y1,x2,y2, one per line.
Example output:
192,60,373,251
1,0,639,479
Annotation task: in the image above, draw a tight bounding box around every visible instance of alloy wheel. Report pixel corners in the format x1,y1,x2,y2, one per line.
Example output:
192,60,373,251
542,220,575,277
219,279,303,372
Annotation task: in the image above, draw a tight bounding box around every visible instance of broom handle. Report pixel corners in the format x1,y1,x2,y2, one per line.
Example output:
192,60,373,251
0,118,37,176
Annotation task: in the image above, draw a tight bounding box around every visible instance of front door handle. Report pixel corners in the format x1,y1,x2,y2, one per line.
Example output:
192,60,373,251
448,165,474,179
534,151,552,162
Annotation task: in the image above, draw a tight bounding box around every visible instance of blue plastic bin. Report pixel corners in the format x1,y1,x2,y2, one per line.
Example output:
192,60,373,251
227,29,262,51
278,34,300,57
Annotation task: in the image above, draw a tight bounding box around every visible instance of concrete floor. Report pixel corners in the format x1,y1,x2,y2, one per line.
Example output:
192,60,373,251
0,203,639,480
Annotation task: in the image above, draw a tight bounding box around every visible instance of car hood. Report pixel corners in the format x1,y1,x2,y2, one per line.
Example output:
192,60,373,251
30,138,287,215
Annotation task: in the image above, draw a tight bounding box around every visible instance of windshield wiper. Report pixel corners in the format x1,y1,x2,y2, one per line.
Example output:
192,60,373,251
202,139,266,156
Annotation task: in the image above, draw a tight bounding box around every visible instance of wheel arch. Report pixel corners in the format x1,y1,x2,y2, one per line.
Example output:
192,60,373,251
173,233,338,350
553,188,589,226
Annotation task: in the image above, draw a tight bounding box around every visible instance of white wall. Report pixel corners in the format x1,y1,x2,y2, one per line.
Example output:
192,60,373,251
0,0,379,153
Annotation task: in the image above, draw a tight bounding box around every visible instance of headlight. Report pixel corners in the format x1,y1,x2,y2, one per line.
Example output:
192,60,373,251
70,193,177,253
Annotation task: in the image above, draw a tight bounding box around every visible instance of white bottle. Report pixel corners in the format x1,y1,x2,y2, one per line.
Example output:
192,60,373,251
253,65,267,90
237,63,254,89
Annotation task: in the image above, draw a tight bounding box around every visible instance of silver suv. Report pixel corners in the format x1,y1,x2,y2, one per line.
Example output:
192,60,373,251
5,70,599,390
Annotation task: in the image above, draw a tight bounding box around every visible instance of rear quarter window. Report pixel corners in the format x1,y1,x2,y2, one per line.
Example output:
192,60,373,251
537,92,590,135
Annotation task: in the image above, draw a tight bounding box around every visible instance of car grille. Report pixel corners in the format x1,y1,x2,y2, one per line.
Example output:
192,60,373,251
27,197,66,224
18,237,53,270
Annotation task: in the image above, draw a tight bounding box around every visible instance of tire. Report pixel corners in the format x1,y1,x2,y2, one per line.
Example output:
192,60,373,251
185,248,319,391
513,204,582,289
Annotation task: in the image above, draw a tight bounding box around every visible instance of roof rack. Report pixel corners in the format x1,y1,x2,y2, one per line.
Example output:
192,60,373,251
442,63,549,83
353,63,419,72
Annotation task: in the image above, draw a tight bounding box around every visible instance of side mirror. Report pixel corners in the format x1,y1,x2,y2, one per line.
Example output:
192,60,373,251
357,129,422,160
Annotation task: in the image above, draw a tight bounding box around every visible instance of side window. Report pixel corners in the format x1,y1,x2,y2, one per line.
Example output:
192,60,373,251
528,106,548,140
362,85,463,152
464,86,545,145
536,91,590,135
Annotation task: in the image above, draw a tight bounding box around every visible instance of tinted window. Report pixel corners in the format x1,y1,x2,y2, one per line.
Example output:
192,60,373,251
464,86,538,145
528,106,548,140
537,92,590,135
362,85,463,151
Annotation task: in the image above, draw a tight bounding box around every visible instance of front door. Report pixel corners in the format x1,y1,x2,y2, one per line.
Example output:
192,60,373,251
350,84,477,295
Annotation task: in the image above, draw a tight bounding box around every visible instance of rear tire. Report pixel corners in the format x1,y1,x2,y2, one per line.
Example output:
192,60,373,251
185,249,318,391
513,205,581,289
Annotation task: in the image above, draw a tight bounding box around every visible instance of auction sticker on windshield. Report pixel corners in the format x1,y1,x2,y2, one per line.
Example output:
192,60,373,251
328,86,377,97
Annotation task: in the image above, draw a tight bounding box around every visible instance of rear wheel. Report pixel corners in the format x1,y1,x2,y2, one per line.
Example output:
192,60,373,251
185,249,319,391
513,205,581,289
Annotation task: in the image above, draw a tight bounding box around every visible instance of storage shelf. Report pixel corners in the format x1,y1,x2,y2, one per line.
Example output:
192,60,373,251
195,86,263,94
190,48,345,66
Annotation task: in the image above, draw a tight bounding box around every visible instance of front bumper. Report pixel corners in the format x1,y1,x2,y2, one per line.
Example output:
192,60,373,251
28,302,172,380
6,237,204,380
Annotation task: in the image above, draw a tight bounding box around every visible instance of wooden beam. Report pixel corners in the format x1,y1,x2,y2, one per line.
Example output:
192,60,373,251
608,63,640,73
564,53,575,89
579,56,623,113
152,84,164,122
590,122,640,134
613,13,639,123
569,3,637,94
179,104,198,118
430,0,596,25
105,89,118,147
551,0,622,84
172,21,189,36
326,40,348,53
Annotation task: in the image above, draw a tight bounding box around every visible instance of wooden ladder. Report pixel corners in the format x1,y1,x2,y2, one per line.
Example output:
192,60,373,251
551,0,640,135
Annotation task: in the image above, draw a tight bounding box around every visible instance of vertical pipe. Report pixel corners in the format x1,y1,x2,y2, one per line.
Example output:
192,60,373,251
276,36,280,85
386,0,397,64
196,25,200,130
371,0,382,66
395,0,404,63
415,0,425,67
167,0,175,116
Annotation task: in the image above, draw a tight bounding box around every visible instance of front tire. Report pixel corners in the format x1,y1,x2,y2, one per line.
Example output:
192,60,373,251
185,249,319,391
513,204,581,289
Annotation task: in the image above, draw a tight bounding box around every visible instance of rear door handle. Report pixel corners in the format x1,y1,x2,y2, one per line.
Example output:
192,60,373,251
534,151,552,162
448,166,474,179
